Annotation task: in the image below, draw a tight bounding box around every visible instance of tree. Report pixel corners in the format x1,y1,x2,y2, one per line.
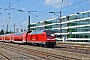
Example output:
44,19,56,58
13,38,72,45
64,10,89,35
5,30,12,34
0,29,4,35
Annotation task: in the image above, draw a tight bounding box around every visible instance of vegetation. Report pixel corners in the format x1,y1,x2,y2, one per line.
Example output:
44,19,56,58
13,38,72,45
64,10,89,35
0,29,4,35
45,26,50,29
45,21,52,24
68,28,74,32
68,34,74,38
0,29,12,35
31,24,36,27
30,28,36,30
69,23,75,26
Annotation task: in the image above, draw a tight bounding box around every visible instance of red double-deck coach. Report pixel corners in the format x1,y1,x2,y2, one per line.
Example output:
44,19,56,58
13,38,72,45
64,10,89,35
4,34,13,42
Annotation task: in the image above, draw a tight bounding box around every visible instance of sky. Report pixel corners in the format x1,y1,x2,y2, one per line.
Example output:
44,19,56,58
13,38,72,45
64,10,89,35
0,0,90,32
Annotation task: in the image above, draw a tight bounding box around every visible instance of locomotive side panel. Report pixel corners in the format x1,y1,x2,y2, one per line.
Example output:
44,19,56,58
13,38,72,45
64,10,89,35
27,33,46,45
37,34,45,43
27,34,39,43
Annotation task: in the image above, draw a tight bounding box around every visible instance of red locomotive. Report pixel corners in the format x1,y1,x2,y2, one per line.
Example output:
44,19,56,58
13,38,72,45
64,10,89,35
0,30,56,47
27,30,56,47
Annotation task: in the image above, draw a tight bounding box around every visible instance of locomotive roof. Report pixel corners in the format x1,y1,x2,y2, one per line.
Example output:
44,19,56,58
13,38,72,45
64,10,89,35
30,30,44,34
30,30,53,34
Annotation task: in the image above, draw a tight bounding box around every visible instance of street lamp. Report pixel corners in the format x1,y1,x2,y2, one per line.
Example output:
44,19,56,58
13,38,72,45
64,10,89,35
2,25,5,34
49,11,62,39
13,24,15,33
18,10,24,12
20,25,23,32
5,8,15,10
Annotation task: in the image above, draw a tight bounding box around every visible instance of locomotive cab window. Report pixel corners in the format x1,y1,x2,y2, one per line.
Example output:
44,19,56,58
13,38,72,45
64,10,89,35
46,33,54,36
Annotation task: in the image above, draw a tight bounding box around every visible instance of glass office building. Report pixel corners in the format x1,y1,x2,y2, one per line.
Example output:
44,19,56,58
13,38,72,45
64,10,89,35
30,10,90,43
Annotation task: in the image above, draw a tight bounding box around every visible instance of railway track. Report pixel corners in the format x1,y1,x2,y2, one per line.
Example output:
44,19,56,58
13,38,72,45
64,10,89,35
0,42,80,60
0,52,11,60
55,45,90,55
0,43,45,60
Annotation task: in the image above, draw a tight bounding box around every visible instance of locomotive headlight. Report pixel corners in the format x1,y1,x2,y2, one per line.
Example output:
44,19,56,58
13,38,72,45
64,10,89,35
51,34,54,36
43,42,45,44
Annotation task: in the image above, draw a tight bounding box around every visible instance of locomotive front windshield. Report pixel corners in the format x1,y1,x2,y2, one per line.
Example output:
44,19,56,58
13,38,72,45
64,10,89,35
43,30,55,36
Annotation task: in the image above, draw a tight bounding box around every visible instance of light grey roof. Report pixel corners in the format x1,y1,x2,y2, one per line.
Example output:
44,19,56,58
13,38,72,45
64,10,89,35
30,30,45,34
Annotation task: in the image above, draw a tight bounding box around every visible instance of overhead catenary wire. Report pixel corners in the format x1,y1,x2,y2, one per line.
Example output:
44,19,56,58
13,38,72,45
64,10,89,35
0,0,87,19
0,0,21,31
10,0,39,23
0,0,89,16
1,0,90,31
8,0,11,8
62,2,90,16
36,0,40,11
0,0,20,16
8,0,20,8
4,0,54,26
9,0,20,15
28,0,39,9
29,0,89,20
14,0,90,26
54,0,89,11
11,0,39,26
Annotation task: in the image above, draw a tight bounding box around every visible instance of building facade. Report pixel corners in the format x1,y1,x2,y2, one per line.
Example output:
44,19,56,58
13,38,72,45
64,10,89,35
30,10,90,43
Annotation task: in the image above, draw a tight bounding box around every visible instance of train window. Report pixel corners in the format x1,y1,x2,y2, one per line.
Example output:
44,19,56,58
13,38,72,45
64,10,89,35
46,34,50,36
5,34,10,36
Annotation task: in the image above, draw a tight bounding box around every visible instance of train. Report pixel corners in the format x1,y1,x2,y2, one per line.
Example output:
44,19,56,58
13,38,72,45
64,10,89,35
0,30,56,47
